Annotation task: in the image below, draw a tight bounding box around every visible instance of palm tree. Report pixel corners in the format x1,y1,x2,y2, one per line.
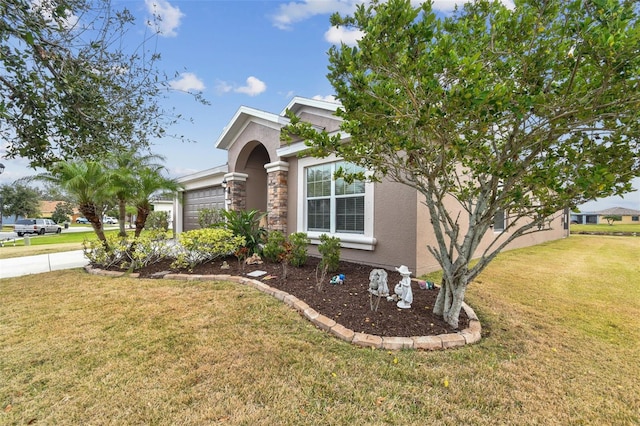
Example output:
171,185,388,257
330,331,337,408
130,167,181,237
30,161,113,244
106,149,166,237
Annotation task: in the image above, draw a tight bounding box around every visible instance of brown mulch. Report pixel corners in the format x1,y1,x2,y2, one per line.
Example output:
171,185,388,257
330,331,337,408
114,256,468,337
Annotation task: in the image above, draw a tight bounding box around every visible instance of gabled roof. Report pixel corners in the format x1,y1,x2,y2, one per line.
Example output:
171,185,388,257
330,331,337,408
595,206,640,216
215,106,287,151
215,97,343,151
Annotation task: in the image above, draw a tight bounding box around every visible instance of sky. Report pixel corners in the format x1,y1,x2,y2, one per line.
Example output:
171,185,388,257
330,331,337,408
0,0,638,212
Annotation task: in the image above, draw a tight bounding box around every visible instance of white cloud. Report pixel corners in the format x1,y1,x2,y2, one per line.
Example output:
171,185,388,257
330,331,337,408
169,73,205,92
312,95,339,103
429,0,515,10
271,0,361,30
215,77,267,97
30,0,79,29
272,0,515,31
145,0,184,37
235,76,267,97
324,26,364,46
215,80,233,95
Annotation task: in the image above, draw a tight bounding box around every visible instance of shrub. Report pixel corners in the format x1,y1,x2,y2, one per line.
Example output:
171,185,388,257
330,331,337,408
214,209,267,255
318,234,341,273
172,228,245,270
198,208,223,228
288,232,310,267
146,211,169,232
83,233,173,270
263,230,286,263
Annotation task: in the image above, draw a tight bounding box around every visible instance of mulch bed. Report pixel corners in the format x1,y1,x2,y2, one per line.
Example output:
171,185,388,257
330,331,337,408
111,256,468,337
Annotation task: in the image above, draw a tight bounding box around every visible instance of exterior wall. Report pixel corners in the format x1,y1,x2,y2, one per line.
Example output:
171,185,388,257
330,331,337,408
608,215,640,224
414,194,570,276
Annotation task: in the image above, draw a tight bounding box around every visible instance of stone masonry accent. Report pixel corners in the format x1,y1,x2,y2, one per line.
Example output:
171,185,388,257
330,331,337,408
84,265,482,350
265,161,289,233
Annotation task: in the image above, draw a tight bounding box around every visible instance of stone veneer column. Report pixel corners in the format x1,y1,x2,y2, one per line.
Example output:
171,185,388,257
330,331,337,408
224,172,248,212
264,161,289,233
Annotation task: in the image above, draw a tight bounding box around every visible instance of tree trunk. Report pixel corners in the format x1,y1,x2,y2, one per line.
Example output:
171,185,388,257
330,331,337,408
79,204,108,247
118,199,127,237
433,277,468,329
134,206,150,237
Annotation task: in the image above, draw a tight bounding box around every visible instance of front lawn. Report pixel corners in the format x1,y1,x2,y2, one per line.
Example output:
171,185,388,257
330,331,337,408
571,223,640,233
0,235,638,424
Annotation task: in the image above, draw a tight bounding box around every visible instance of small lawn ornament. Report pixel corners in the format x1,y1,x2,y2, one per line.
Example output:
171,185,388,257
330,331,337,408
394,265,413,309
330,274,345,285
245,253,263,265
368,269,389,311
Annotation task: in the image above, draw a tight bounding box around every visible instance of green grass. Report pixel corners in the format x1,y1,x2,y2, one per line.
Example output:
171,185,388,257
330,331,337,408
0,229,124,259
571,223,640,233
0,235,638,424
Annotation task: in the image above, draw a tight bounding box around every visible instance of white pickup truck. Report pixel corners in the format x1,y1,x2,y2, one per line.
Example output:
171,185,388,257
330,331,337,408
14,218,62,236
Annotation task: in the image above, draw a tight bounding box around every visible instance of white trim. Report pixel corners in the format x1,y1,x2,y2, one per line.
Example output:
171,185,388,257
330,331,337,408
223,172,249,182
281,96,341,116
264,161,289,173
215,106,289,150
296,155,375,251
307,232,377,251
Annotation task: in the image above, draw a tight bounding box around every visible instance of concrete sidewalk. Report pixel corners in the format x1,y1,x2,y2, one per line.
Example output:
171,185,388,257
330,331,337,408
0,250,89,279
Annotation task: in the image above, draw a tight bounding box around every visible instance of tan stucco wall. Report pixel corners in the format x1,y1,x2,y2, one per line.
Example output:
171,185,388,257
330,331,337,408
413,194,569,276
614,215,640,224
227,122,280,171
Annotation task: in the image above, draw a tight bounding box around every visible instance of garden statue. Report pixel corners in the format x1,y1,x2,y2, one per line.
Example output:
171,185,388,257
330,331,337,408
368,269,389,311
394,265,413,309
368,269,389,297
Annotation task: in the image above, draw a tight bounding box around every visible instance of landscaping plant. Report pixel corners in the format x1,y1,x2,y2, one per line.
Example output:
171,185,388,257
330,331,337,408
215,209,267,255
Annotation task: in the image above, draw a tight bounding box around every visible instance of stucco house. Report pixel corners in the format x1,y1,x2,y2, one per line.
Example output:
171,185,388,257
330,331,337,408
571,207,640,225
173,97,569,275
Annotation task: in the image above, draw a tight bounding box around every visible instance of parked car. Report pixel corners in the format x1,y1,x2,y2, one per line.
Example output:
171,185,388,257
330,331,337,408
14,218,62,236
76,217,90,224
103,216,118,224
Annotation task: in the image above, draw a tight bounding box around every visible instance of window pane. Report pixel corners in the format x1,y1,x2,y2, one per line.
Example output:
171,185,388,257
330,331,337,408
336,196,364,233
308,199,330,231
335,162,365,196
493,210,505,231
307,164,331,197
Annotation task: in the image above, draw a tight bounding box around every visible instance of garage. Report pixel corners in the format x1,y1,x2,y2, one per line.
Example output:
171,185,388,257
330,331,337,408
182,186,224,231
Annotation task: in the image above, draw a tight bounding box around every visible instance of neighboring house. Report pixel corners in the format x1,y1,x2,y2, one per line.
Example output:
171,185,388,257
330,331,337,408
175,97,569,275
150,194,175,232
39,200,81,222
572,207,640,225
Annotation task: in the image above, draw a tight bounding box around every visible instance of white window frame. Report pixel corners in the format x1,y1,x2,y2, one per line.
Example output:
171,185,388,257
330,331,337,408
493,209,506,232
297,155,376,250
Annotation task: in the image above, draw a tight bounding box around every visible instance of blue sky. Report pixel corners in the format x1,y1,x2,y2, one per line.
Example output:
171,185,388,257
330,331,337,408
1,0,638,211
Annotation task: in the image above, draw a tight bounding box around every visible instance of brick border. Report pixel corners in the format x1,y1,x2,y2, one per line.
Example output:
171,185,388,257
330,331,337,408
84,266,481,350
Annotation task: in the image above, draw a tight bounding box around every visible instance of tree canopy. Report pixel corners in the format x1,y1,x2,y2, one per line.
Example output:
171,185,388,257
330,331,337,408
283,0,640,327
0,0,203,169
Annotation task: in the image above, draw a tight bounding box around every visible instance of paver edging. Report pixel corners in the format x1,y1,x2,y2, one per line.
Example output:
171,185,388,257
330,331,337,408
85,268,482,350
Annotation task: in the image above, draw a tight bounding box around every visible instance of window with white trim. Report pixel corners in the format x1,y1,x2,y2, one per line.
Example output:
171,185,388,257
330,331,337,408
306,161,365,234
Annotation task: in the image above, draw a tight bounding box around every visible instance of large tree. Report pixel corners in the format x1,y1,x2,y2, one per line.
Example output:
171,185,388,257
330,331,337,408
283,0,640,328
0,0,200,169
0,183,41,221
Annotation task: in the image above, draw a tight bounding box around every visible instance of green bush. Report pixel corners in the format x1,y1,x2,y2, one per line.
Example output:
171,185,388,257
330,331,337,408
146,211,169,231
83,233,173,270
172,228,246,270
214,209,266,255
318,234,341,273
198,208,223,228
263,230,286,263
288,232,310,267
